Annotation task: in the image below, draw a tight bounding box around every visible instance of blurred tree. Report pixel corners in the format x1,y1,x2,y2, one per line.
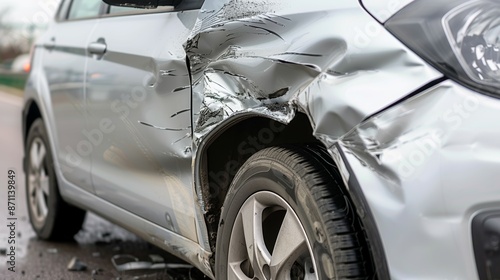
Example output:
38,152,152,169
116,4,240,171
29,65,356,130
0,7,30,64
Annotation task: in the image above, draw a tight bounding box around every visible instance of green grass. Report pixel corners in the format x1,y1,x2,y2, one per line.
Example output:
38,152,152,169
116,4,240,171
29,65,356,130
0,73,27,90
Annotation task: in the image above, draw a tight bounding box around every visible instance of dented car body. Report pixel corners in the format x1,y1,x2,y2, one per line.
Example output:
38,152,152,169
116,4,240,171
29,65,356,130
22,0,500,279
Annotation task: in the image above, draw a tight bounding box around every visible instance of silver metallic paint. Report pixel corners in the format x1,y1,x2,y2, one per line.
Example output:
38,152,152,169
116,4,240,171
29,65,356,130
187,0,442,206
59,176,213,277
24,8,214,278
336,80,500,279
186,0,445,277
86,10,199,242
24,0,491,279
40,19,100,193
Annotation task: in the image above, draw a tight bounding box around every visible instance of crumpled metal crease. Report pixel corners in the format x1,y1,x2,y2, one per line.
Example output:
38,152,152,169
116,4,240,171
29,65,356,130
187,0,441,147
186,0,442,215
335,80,500,279
184,1,451,278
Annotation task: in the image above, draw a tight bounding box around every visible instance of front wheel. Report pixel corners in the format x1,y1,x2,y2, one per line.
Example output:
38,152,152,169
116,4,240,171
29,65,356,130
216,146,372,279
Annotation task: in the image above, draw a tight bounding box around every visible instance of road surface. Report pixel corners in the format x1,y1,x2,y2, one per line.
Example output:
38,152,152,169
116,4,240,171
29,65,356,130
0,91,203,280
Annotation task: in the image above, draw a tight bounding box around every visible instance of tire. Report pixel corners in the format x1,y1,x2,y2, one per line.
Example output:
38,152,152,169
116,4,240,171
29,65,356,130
215,145,372,280
25,118,86,241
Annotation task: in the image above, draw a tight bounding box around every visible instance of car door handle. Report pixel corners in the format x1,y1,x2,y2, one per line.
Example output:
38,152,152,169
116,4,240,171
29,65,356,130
44,37,56,50
88,39,107,56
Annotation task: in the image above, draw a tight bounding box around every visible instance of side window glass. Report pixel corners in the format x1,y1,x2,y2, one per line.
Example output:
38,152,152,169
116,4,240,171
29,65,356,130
68,0,102,20
56,0,72,21
108,5,173,15
109,6,142,15
175,0,204,11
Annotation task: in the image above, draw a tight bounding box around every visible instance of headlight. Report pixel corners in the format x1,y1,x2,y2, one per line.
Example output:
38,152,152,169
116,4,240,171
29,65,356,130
386,0,500,97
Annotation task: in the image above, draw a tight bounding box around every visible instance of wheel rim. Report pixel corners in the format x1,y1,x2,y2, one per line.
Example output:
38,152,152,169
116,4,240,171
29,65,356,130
228,191,317,280
28,137,49,229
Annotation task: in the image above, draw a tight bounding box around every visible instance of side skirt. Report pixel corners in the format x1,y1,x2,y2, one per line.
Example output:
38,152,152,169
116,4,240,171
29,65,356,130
60,179,214,279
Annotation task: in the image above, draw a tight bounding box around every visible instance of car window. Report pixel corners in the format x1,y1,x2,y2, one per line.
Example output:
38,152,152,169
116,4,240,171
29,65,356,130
175,0,205,11
68,0,102,20
55,0,72,21
109,6,139,15
109,5,173,15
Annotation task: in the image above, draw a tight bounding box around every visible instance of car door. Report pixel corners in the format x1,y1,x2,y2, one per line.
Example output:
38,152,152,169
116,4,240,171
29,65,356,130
41,0,105,193
85,3,202,241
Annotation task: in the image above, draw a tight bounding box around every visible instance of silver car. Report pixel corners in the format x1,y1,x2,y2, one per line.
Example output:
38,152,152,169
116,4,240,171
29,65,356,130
22,0,500,279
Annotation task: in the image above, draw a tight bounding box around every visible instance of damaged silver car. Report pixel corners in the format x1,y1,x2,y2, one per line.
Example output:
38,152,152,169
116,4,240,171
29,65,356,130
22,0,500,279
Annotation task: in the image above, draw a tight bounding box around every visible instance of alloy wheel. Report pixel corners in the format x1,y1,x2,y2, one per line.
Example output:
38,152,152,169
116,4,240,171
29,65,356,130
28,137,50,229
228,191,317,280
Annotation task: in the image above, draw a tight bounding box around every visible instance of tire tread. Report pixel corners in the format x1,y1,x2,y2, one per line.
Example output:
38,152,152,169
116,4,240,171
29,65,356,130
249,145,371,279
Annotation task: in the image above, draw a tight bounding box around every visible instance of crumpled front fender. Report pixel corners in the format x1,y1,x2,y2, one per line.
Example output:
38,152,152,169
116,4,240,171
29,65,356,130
187,0,441,158
186,0,443,278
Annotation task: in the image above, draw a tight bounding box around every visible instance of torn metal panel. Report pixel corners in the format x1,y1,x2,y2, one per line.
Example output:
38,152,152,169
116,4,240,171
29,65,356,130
187,0,443,276
138,121,190,131
293,33,443,143
187,3,443,255
189,0,442,149
336,80,500,279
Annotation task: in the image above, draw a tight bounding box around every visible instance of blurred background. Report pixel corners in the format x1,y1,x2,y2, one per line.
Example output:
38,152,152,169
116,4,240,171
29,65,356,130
0,0,59,95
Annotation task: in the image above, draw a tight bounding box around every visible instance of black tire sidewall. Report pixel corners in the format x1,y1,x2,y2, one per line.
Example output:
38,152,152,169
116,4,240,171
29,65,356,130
25,119,61,239
216,157,335,279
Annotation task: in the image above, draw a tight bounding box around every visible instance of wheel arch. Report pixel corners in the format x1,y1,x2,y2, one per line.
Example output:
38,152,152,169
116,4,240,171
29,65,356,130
194,112,319,251
195,111,389,278
22,98,43,172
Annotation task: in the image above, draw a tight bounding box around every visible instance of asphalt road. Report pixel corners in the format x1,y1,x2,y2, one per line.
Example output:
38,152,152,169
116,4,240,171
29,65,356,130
0,91,204,280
